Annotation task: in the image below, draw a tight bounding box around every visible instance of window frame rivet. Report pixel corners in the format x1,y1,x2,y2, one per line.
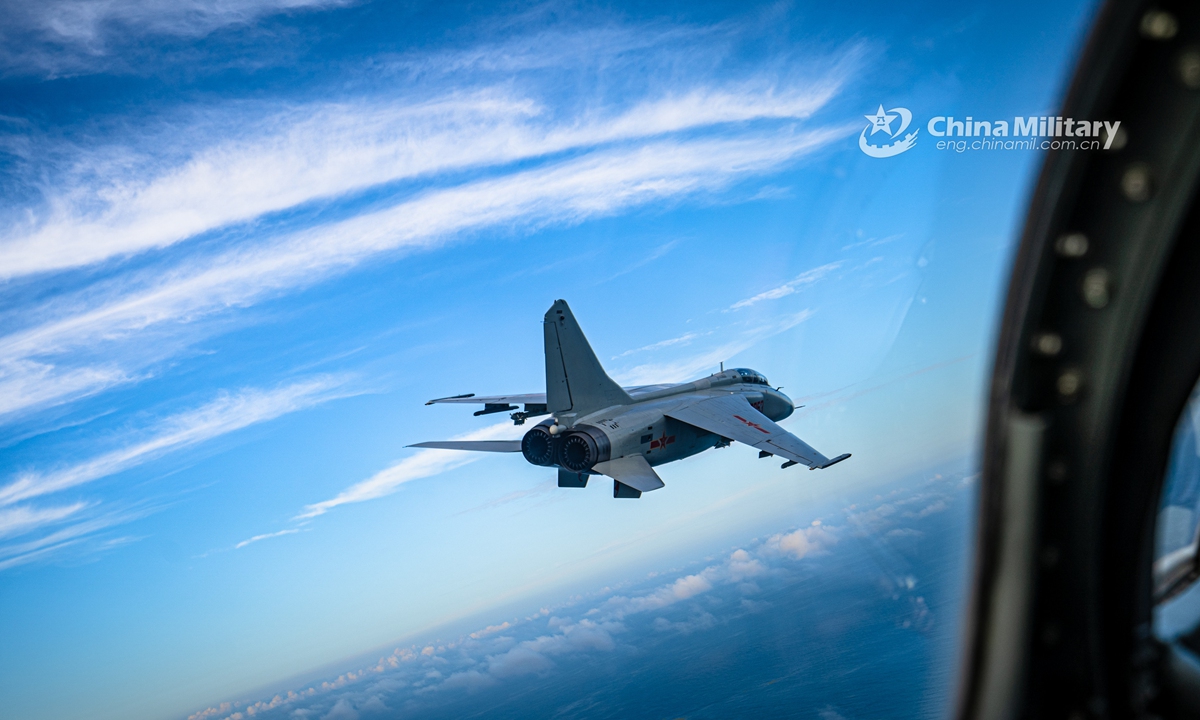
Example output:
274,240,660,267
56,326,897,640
1141,10,1179,40
1082,268,1111,309
1032,332,1063,356
1057,368,1083,399
1055,233,1089,258
1121,163,1153,202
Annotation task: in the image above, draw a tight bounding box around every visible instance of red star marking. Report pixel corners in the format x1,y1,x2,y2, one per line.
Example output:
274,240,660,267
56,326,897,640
733,414,771,434
650,431,676,450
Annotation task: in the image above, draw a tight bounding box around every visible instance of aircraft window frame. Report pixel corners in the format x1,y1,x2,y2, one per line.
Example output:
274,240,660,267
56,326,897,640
732,368,768,384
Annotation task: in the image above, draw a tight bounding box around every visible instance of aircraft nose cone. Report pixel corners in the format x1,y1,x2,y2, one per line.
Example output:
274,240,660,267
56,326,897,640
772,388,795,421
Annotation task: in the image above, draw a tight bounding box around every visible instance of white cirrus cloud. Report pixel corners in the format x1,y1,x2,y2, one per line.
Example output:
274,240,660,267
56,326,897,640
728,261,844,310
0,508,146,571
0,361,132,419
612,331,705,359
0,80,847,280
23,0,348,42
0,0,352,76
0,375,353,509
0,128,845,422
235,528,300,549
0,501,88,538
613,308,815,386
296,420,524,519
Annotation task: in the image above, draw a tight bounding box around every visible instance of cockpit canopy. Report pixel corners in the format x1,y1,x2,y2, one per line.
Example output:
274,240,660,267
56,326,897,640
733,368,769,385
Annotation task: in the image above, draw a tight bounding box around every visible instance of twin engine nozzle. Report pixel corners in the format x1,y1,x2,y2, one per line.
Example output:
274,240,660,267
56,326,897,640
521,420,611,472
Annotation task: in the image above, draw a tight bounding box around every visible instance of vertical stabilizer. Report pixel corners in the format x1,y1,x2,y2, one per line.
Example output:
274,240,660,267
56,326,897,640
544,300,633,415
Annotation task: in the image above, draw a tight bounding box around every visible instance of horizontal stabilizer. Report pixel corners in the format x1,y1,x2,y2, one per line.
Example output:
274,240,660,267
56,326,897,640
408,441,522,452
592,455,664,493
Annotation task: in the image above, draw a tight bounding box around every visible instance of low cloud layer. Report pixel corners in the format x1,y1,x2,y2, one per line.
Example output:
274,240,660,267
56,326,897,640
187,471,971,720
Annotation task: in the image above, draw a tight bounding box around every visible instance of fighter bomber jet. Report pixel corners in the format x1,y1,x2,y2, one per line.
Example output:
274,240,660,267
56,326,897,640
412,300,850,498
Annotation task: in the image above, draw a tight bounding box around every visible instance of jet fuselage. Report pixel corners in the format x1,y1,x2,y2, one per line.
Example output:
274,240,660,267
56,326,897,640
521,369,795,474
416,299,847,498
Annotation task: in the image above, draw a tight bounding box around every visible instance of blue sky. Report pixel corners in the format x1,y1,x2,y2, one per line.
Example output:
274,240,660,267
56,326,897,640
0,1,1096,719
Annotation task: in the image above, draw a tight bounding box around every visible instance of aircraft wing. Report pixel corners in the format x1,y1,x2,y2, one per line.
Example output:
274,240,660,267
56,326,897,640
426,393,547,406
592,454,665,493
407,441,523,452
425,392,549,418
665,394,850,470
425,385,674,407
424,385,678,419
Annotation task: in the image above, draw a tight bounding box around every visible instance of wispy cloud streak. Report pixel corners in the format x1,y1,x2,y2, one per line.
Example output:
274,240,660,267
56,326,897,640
0,0,351,77
297,421,524,519
0,376,351,507
728,262,843,310
0,18,862,433
0,127,848,421
614,309,815,385
613,331,705,359
235,528,300,549
0,82,846,279
0,362,131,418
0,509,144,570
0,501,87,538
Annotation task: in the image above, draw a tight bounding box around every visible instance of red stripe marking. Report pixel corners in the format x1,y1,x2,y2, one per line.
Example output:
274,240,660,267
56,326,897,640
733,415,771,434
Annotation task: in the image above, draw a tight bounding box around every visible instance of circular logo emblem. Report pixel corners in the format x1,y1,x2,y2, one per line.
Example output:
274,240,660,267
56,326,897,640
859,105,918,158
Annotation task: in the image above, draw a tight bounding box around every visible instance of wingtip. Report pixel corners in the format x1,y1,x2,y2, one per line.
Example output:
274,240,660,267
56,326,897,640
425,393,475,405
811,453,852,470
